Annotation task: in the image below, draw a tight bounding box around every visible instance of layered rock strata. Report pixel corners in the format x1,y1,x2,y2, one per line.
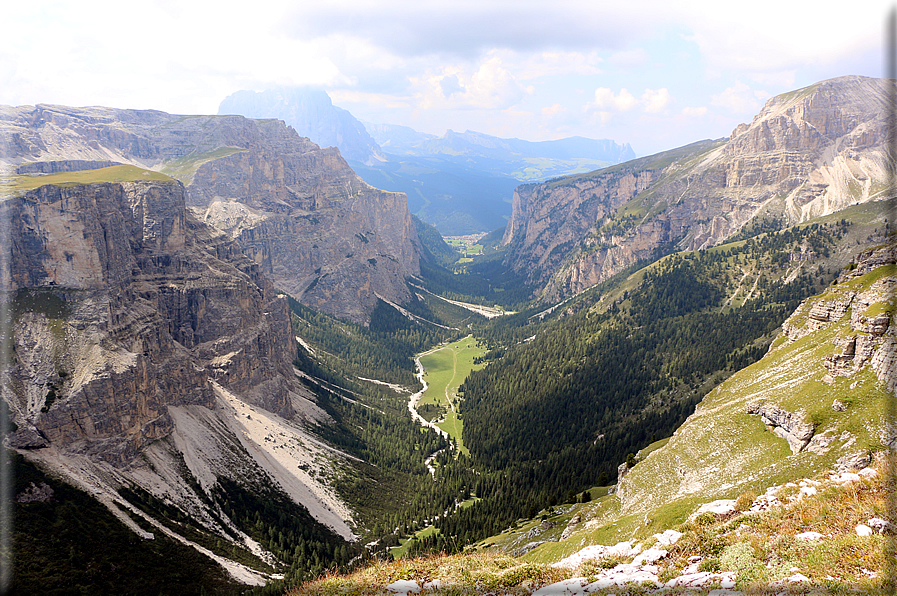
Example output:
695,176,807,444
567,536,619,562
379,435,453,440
0,104,420,323
502,76,894,301
3,177,297,464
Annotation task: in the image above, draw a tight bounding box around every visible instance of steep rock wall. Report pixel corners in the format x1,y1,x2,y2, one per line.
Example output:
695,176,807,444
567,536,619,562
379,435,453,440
0,105,420,323
3,179,298,464
502,76,894,302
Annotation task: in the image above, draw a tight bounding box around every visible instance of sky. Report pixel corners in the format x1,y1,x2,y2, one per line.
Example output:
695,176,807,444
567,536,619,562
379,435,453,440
0,1,893,156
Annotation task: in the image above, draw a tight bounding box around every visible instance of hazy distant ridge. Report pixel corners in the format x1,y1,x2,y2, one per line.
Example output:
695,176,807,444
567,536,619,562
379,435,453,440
366,124,635,163
219,87,386,165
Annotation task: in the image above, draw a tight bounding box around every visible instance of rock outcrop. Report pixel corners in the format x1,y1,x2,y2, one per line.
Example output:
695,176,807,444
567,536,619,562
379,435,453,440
0,104,420,323
746,403,815,454
3,176,297,463
502,76,894,301
0,172,357,580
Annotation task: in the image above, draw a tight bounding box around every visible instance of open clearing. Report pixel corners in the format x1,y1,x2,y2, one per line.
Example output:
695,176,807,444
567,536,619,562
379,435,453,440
416,336,486,455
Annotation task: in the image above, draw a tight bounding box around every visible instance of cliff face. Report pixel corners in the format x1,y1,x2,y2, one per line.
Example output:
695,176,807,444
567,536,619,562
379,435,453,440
218,87,386,166
4,178,296,463
0,105,419,323
502,76,894,302
188,145,418,322
1,174,357,581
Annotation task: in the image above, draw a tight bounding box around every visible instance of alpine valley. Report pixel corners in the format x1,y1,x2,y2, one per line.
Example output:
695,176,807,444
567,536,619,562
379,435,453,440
0,74,894,595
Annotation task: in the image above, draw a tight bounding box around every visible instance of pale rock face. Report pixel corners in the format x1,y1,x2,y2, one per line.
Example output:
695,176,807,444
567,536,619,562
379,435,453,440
502,76,895,301
2,175,359,564
3,180,298,464
746,403,815,454
0,104,420,323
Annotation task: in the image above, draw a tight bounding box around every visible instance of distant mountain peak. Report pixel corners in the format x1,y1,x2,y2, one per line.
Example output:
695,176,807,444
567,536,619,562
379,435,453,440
218,87,386,165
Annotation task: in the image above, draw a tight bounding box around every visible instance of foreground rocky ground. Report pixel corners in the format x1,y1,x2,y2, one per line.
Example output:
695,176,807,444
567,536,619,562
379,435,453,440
291,455,892,595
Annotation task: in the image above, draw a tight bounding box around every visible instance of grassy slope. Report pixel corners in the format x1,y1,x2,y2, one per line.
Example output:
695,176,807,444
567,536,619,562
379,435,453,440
10,164,175,192
293,251,895,593
508,249,895,566
159,147,248,184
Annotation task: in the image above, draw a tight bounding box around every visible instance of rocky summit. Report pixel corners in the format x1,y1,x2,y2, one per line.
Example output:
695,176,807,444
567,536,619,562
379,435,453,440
502,75,894,302
0,104,420,323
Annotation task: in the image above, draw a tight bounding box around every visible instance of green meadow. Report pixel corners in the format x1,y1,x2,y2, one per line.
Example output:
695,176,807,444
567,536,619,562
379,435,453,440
11,165,174,191
418,336,486,455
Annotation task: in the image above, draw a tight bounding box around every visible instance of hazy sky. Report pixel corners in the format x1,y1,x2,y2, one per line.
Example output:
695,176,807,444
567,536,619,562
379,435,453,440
1,1,891,155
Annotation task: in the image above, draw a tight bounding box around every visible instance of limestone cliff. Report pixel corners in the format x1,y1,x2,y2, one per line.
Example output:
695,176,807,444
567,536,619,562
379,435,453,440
1,172,356,582
502,76,894,302
0,104,420,323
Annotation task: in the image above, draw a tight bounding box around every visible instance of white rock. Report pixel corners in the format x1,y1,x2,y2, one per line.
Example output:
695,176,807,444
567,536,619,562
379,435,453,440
532,577,587,595
856,524,874,537
795,531,825,540
607,540,641,558
833,472,861,484
668,572,737,588
667,572,715,587
694,499,737,517
632,547,667,565
385,579,420,594
800,486,818,497
858,467,878,479
584,566,659,590
772,572,811,586
867,517,897,535
653,529,683,546
719,573,737,589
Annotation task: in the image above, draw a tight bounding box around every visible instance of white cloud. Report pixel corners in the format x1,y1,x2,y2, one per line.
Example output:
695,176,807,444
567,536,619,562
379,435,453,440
641,88,670,113
748,70,797,88
516,51,605,79
681,0,889,79
592,88,638,112
608,48,650,68
541,103,564,117
680,106,708,118
412,56,527,111
589,87,671,116
710,82,769,114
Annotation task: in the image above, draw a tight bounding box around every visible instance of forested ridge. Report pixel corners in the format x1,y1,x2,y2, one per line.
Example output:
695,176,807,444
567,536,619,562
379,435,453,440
417,220,850,546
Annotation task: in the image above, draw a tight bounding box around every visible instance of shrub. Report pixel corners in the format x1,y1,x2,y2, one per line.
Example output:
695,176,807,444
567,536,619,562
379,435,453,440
698,558,721,572
734,490,757,512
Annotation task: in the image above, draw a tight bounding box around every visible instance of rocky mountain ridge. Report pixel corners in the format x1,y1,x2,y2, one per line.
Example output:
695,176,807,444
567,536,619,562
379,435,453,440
501,75,893,302
0,104,419,323
3,170,356,585
615,241,896,517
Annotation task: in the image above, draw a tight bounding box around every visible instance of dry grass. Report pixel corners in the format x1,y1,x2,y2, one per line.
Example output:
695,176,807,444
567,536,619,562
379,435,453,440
289,552,566,595
662,457,893,592
290,457,893,594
